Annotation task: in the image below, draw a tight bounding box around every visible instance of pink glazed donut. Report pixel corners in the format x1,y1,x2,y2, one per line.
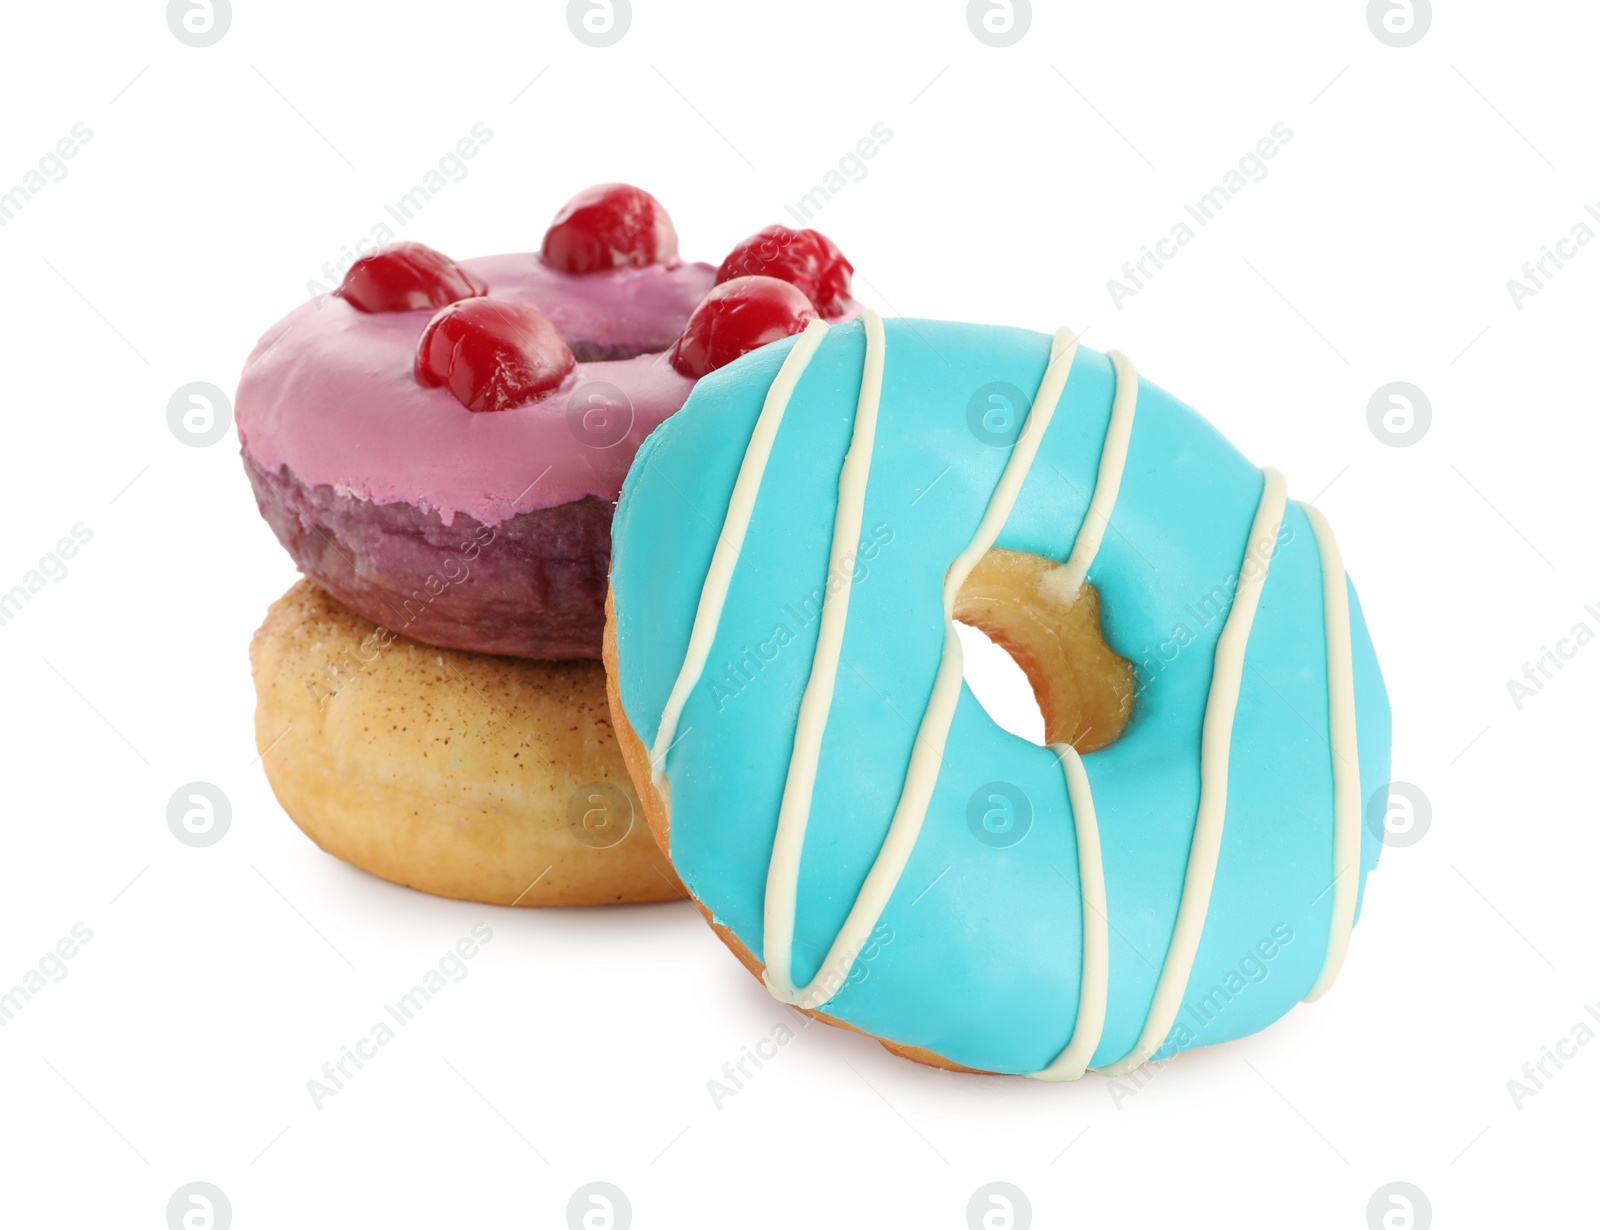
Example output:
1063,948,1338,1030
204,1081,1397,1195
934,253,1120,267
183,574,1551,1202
236,185,859,659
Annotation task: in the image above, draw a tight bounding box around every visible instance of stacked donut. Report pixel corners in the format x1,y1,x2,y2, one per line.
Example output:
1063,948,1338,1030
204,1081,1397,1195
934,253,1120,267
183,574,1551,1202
240,185,860,907
241,198,1393,1073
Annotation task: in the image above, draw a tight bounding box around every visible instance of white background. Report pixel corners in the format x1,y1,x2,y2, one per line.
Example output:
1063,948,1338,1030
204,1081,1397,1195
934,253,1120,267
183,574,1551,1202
0,1,1594,1227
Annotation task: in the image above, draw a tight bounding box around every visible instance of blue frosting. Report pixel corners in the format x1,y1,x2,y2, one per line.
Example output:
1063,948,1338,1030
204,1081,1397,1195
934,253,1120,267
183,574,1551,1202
611,319,1391,1074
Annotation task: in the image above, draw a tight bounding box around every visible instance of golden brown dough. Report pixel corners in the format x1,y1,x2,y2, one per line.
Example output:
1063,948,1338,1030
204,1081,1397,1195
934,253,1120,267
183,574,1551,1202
952,547,1134,752
253,580,683,907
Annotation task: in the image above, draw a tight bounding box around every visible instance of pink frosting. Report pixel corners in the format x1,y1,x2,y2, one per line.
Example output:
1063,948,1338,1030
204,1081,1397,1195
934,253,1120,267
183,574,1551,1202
235,254,714,526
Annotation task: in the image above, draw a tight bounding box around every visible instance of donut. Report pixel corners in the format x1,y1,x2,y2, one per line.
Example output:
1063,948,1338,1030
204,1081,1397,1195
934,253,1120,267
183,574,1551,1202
252,579,682,907
236,183,859,660
604,313,1392,1076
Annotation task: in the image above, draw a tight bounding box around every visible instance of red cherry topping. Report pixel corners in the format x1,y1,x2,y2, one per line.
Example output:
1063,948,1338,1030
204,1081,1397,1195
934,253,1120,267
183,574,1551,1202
415,299,575,412
670,276,819,379
716,226,855,318
541,184,679,274
339,242,486,313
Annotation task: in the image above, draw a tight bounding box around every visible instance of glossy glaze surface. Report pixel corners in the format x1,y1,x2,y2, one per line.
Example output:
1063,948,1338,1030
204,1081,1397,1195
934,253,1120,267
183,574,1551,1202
611,318,1391,1074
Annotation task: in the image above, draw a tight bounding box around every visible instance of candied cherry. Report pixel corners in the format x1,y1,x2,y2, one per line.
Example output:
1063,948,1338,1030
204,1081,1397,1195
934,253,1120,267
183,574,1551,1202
339,242,486,313
541,184,679,274
715,225,855,318
415,298,575,412
670,276,819,379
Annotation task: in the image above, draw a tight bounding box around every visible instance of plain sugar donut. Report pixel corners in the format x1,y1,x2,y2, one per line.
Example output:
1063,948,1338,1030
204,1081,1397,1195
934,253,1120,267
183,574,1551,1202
253,580,683,907
605,313,1391,1076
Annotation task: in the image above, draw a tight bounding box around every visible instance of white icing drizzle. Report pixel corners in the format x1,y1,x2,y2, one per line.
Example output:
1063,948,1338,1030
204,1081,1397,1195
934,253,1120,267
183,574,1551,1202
763,310,887,998
1027,348,1136,1078
652,318,1355,1071
766,326,1081,1009
1029,743,1109,1081
1301,503,1361,1003
1097,467,1289,1077
1041,349,1140,608
649,319,831,787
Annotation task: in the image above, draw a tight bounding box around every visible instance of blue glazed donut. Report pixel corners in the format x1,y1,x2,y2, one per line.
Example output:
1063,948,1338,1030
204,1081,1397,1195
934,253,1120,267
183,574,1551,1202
605,312,1391,1077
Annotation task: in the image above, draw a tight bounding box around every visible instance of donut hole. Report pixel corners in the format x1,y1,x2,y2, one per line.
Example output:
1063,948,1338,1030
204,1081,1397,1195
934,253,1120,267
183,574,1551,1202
568,339,675,363
956,622,1046,743
953,548,1135,754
